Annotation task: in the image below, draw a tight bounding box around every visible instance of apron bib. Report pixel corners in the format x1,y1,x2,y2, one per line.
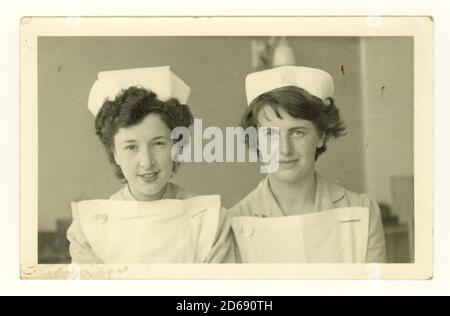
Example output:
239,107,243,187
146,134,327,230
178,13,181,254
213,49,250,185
231,207,369,263
72,195,221,264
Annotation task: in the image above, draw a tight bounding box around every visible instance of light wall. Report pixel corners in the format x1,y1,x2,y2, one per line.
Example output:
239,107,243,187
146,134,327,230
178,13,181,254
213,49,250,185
360,37,414,206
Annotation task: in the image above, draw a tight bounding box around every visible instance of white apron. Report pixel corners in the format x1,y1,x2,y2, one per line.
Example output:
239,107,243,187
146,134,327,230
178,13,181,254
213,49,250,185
71,195,221,264
231,207,370,263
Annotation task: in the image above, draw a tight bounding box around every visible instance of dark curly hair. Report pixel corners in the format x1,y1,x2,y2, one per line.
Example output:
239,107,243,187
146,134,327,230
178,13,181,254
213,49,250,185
241,85,346,160
95,86,194,181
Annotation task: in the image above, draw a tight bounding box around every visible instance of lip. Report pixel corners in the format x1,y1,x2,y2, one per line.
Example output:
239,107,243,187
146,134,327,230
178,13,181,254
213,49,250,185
278,159,300,164
277,159,300,168
138,171,160,182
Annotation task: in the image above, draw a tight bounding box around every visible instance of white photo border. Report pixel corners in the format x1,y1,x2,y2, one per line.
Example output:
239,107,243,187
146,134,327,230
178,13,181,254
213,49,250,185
20,16,433,280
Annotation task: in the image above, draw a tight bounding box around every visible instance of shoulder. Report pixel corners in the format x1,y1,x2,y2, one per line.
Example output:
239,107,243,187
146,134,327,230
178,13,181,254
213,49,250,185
342,188,379,211
327,181,382,223
319,174,378,210
345,191,382,224
318,174,382,226
326,180,384,235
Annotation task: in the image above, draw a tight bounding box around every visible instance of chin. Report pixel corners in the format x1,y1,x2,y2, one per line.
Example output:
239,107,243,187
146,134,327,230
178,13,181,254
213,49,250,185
275,168,310,183
131,180,162,195
140,185,165,196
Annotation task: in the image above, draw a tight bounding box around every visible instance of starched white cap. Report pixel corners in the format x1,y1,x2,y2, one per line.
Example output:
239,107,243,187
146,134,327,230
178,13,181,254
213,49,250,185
245,66,334,105
88,66,191,117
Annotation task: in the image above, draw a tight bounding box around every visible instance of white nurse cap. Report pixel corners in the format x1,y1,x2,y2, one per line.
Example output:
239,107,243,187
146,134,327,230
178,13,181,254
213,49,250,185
245,66,334,105
88,66,191,117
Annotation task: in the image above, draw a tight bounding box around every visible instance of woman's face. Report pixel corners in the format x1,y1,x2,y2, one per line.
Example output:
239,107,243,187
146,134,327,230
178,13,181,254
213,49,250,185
257,106,325,184
113,113,175,201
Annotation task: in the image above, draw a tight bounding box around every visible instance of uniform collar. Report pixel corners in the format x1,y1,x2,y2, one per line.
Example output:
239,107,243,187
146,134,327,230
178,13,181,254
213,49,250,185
314,172,346,211
256,172,346,217
122,182,177,201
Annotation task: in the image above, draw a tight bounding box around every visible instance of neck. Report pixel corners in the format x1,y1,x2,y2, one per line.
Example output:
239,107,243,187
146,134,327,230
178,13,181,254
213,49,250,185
128,183,169,202
268,171,317,216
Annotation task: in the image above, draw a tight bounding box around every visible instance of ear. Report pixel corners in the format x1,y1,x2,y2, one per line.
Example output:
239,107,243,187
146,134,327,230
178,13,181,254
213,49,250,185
113,148,120,166
317,133,326,149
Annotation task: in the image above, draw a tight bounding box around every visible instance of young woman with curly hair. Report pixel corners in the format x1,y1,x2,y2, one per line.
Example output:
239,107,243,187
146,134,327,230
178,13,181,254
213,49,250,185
67,67,235,264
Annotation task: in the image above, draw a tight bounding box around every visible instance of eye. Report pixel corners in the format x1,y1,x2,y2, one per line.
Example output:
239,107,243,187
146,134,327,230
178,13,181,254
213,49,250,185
154,141,167,147
291,130,305,138
125,144,137,151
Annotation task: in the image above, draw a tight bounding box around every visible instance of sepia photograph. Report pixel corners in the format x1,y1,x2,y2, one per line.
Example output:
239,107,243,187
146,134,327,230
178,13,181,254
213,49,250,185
20,17,433,280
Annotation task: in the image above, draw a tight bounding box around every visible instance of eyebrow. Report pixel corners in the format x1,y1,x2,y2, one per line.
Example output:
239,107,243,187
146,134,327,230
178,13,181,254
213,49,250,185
121,136,169,143
257,125,309,132
288,126,308,132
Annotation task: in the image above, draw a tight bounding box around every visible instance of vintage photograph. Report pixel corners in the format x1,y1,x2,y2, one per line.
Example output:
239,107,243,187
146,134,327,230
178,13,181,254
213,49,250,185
20,17,433,280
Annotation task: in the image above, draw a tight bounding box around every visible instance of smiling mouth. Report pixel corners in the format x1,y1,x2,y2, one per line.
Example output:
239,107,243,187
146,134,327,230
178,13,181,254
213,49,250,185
138,171,160,181
278,159,300,164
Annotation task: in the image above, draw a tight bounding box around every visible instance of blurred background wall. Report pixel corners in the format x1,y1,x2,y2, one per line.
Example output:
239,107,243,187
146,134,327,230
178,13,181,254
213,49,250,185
37,37,414,263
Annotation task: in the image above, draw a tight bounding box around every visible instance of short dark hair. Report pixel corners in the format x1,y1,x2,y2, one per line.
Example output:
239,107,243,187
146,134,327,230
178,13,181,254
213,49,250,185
95,86,194,180
241,85,346,160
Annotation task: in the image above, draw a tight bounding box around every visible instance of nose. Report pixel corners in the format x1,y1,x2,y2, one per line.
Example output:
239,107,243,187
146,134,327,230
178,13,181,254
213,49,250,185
138,147,156,170
279,133,294,156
